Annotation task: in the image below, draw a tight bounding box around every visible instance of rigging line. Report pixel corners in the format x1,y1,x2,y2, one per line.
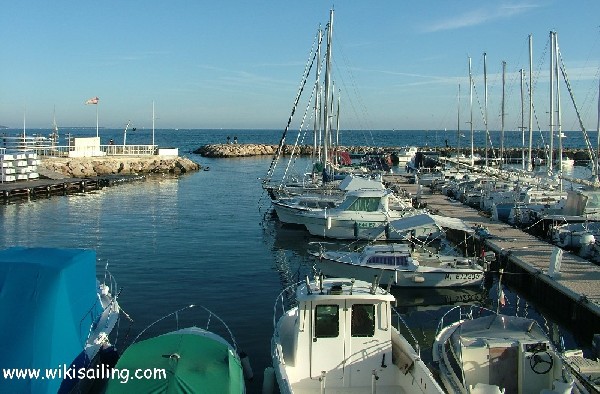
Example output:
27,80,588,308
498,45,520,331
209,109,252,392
265,29,323,183
331,29,375,139
557,46,597,165
281,76,320,182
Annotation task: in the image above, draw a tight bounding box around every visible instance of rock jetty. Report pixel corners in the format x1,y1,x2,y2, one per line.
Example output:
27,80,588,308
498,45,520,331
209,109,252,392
195,143,593,161
39,156,200,178
194,144,390,158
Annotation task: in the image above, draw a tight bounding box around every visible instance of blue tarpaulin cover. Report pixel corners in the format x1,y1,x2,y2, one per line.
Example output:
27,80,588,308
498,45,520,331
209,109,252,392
0,247,101,394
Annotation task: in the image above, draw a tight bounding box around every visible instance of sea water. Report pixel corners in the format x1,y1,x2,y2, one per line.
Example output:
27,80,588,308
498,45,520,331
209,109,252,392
0,128,596,393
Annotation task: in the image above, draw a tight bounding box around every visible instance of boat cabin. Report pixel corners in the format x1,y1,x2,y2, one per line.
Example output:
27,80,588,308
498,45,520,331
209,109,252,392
333,189,391,213
359,244,417,268
274,277,418,390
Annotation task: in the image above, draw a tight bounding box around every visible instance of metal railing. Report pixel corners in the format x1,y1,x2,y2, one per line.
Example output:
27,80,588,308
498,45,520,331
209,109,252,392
0,136,157,157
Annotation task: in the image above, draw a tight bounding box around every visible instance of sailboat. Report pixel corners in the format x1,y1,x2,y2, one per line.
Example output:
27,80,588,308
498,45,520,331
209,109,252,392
262,8,354,204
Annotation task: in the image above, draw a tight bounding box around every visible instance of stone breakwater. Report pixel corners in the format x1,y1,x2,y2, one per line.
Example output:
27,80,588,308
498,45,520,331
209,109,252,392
194,144,390,157
39,156,200,178
195,143,594,161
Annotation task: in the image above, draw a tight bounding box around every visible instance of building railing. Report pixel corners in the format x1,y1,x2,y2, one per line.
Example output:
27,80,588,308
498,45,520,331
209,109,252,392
0,136,157,157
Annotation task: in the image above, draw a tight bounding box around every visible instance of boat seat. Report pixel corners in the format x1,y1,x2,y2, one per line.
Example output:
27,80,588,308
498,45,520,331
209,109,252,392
539,379,574,394
469,383,505,394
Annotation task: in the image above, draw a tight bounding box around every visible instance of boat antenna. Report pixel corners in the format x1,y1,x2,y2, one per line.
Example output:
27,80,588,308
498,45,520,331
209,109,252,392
370,275,378,295
306,275,312,295
386,276,393,293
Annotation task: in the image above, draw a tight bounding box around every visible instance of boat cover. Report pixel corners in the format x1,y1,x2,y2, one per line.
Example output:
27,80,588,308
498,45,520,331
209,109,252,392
0,247,101,394
338,174,384,191
451,314,545,347
389,213,474,234
104,330,244,394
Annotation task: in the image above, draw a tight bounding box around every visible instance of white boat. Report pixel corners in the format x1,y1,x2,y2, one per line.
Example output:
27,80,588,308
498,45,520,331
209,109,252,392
105,304,248,393
311,243,487,288
394,146,418,166
0,247,121,394
273,187,420,239
270,275,445,393
432,305,576,394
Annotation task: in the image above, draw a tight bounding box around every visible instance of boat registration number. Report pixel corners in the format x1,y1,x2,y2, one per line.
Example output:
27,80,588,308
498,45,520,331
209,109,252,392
356,222,377,228
446,273,482,280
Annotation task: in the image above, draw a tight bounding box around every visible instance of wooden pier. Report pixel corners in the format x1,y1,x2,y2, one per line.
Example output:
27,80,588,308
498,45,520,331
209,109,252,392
387,177,600,340
0,174,145,202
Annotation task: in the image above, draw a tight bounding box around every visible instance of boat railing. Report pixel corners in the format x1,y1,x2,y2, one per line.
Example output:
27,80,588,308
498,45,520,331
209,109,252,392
434,305,497,337
132,304,239,351
391,306,421,356
272,280,303,333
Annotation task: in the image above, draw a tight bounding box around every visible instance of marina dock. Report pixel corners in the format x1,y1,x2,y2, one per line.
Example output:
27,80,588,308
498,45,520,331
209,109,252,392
0,174,145,202
388,176,600,339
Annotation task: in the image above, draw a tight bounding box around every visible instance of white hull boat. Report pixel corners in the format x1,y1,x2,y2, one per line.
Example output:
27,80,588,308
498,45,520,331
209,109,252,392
270,274,445,393
311,243,486,288
432,305,577,394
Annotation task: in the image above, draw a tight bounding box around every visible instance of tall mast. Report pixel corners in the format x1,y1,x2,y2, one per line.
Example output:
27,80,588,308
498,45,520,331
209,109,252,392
554,31,563,190
322,9,333,177
549,31,554,174
520,69,526,170
469,56,474,166
484,52,489,168
501,61,506,170
313,25,322,166
528,34,534,172
457,83,461,172
596,77,600,181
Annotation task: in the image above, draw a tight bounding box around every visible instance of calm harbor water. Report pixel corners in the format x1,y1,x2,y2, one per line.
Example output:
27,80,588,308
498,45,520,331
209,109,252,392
0,128,596,393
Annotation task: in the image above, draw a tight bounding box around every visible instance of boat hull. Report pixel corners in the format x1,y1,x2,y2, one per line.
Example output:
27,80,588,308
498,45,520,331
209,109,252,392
315,258,484,287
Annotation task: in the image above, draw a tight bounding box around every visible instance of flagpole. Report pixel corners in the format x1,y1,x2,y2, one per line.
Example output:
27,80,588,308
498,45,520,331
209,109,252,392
96,103,99,138
152,100,155,147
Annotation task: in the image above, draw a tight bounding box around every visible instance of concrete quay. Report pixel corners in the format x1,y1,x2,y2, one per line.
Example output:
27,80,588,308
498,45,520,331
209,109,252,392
391,179,600,340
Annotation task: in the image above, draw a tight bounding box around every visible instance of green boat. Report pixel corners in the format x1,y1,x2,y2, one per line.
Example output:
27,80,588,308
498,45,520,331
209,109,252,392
105,306,246,394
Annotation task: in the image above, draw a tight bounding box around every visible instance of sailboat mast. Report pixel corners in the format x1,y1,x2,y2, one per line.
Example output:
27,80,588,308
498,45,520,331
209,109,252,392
549,31,555,174
520,69,526,170
322,9,333,176
469,56,474,166
596,77,600,181
457,83,461,172
484,52,488,168
501,61,506,170
313,26,322,166
528,34,534,172
554,32,563,190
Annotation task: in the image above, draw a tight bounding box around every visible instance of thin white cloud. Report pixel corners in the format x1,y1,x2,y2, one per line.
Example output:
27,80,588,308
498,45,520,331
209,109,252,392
422,3,540,33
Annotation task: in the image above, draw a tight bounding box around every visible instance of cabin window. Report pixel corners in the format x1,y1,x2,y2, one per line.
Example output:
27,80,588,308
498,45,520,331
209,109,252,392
351,304,375,337
315,305,339,338
348,197,380,212
367,255,408,266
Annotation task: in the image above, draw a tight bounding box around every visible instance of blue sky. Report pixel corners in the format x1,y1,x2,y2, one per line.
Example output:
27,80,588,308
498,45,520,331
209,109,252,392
1,1,599,131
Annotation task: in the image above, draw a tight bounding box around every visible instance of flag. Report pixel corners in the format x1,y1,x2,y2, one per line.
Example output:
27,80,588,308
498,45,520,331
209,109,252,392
499,287,506,307
85,97,99,105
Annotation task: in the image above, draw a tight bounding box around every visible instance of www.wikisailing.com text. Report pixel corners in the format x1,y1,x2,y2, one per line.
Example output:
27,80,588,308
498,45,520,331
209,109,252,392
3,364,166,384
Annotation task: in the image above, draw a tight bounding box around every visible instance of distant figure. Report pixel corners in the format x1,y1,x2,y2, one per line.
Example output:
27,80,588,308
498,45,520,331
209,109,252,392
109,139,114,145
233,136,238,144
227,136,231,144
445,139,448,148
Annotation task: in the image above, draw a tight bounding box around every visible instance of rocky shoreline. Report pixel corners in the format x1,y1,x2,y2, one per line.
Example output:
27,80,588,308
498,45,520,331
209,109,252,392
195,143,594,161
39,156,200,178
